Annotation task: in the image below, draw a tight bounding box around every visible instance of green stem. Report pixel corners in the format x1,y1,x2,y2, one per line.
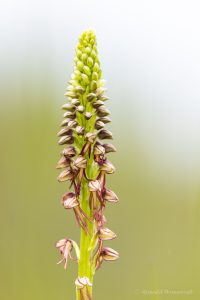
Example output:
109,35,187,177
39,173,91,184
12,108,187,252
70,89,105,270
75,66,99,300
77,179,95,299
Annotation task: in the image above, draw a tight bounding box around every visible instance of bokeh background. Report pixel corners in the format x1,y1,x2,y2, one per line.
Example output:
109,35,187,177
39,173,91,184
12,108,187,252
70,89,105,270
1,0,200,299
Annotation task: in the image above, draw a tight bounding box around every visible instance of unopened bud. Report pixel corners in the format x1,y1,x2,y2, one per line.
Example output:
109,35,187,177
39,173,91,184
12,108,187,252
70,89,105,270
103,143,117,153
57,128,73,137
93,62,100,73
87,93,96,102
85,46,92,54
76,49,82,59
58,135,74,145
60,118,70,127
90,49,97,59
68,79,77,86
92,72,98,81
71,98,80,106
100,160,115,174
98,129,113,140
97,107,110,117
75,86,85,94
99,116,111,123
68,120,78,128
56,156,70,169
84,112,93,120
75,126,85,135
76,61,84,71
77,105,85,113
98,79,106,86
81,53,88,63
99,227,117,241
62,146,76,158
83,65,91,76
95,87,105,96
64,91,76,98
81,74,89,85
57,169,73,182
90,80,97,91
63,111,76,119
74,69,81,79
98,95,109,101
62,103,75,111
93,100,104,109
95,120,105,130
87,57,94,68
66,85,75,92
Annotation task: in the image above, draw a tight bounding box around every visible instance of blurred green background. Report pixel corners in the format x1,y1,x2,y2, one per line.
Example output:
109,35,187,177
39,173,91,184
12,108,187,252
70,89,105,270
1,0,200,299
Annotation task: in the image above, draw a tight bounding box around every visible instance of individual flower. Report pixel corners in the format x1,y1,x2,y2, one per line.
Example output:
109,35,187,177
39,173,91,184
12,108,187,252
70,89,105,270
61,192,91,234
56,238,80,269
95,247,119,270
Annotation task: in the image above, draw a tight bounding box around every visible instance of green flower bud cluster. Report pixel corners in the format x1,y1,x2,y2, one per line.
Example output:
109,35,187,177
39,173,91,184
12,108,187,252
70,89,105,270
56,30,119,300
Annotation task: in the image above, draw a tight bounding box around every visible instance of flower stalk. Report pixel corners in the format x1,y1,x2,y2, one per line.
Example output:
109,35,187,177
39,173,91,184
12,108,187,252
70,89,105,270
56,29,119,300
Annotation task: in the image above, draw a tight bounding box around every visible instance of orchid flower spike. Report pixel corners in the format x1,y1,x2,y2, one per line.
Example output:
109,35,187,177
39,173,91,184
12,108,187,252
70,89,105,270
55,29,119,300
